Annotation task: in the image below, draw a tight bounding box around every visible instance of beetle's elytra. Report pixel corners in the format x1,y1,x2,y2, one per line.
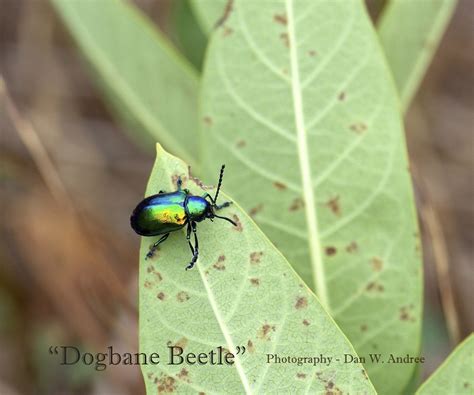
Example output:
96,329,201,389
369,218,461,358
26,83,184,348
130,165,236,270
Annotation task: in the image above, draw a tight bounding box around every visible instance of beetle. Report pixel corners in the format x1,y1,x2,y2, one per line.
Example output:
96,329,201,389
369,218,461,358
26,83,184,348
130,165,236,270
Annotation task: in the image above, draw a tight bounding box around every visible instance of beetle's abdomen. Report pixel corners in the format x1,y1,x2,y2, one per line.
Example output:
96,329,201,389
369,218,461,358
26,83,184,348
130,191,187,236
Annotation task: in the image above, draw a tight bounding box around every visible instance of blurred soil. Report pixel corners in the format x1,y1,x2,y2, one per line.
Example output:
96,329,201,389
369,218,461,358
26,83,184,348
0,0,472,393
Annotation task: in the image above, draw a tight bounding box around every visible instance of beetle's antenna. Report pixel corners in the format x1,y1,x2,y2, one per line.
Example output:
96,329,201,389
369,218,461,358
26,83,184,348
213,213,237,226
214,165,225,203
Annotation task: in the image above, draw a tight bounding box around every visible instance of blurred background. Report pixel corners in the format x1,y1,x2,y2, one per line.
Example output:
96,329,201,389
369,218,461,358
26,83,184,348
0,0,472,394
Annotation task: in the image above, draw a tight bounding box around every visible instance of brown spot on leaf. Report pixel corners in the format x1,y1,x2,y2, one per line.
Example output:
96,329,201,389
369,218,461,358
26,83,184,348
296,372,307,379
236,139,246,148
233,215,243,231
371,257,383,272
214,0,234,28
203,116,213,126
273,181,287,190
249,204,263,217
295,297,308,310
274,13,287,25
289,197,304,211
213,255,226,271
257,323,275,341
325,382,342,394
250,251,263,264
188,166,214,190
176,291,190,302
360,324,368,332
303,319,310,326
174,337,188,350
177,368,189,382
345,241,358,253
350,122,367,134
308,50,317,57
144,280,153,289
366,282,384,293
222,26,233,36
338,91,346,101
325,246,337,256
325,196,340,216
399,306,414,321
157,292,166,301
247,340,255,353
250,278,260,286
316,372,342,394
280,32,289,47
157,375,176,393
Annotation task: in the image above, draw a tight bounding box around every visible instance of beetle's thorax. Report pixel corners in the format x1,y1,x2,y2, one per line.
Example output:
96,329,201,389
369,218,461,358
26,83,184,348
185,195,211,222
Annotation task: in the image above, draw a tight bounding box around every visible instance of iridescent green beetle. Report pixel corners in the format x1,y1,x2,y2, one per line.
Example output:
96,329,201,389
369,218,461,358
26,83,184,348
130,165,236,270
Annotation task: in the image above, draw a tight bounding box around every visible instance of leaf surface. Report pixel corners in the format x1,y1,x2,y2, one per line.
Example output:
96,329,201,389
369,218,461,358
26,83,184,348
51,0,200,167
189,0,227,34
378,0,457,111
139,144,375,394
169,0,207,70
416,334,474,394
197,0,422,392
192,0,457,114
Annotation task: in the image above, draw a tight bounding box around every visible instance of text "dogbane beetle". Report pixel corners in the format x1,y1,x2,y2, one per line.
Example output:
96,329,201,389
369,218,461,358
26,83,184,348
130,165,236,270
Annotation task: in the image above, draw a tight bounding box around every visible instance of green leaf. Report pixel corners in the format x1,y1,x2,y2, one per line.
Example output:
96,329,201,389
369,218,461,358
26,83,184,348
189,0,228,34
416,334,474,394
51,0,200,167
377,0,457,112
169,0,208,70
139,144,376,394
198,0,422,393
192,0,457,114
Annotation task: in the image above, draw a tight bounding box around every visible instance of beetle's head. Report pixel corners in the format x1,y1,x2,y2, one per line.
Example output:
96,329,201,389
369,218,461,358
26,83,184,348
206,203,237,227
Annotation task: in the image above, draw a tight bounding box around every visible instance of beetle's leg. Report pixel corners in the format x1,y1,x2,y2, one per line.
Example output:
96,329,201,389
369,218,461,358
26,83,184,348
177,176,183,191
201,192,216,204
145,233,170,260
159,190,166,194
185,222,199,270
202,192,232,210
215,201,232,210
186,222,194,255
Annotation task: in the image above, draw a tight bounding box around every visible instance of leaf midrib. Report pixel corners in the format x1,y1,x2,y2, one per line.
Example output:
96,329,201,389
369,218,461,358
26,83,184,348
197,264,253,394
285,0,329,309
